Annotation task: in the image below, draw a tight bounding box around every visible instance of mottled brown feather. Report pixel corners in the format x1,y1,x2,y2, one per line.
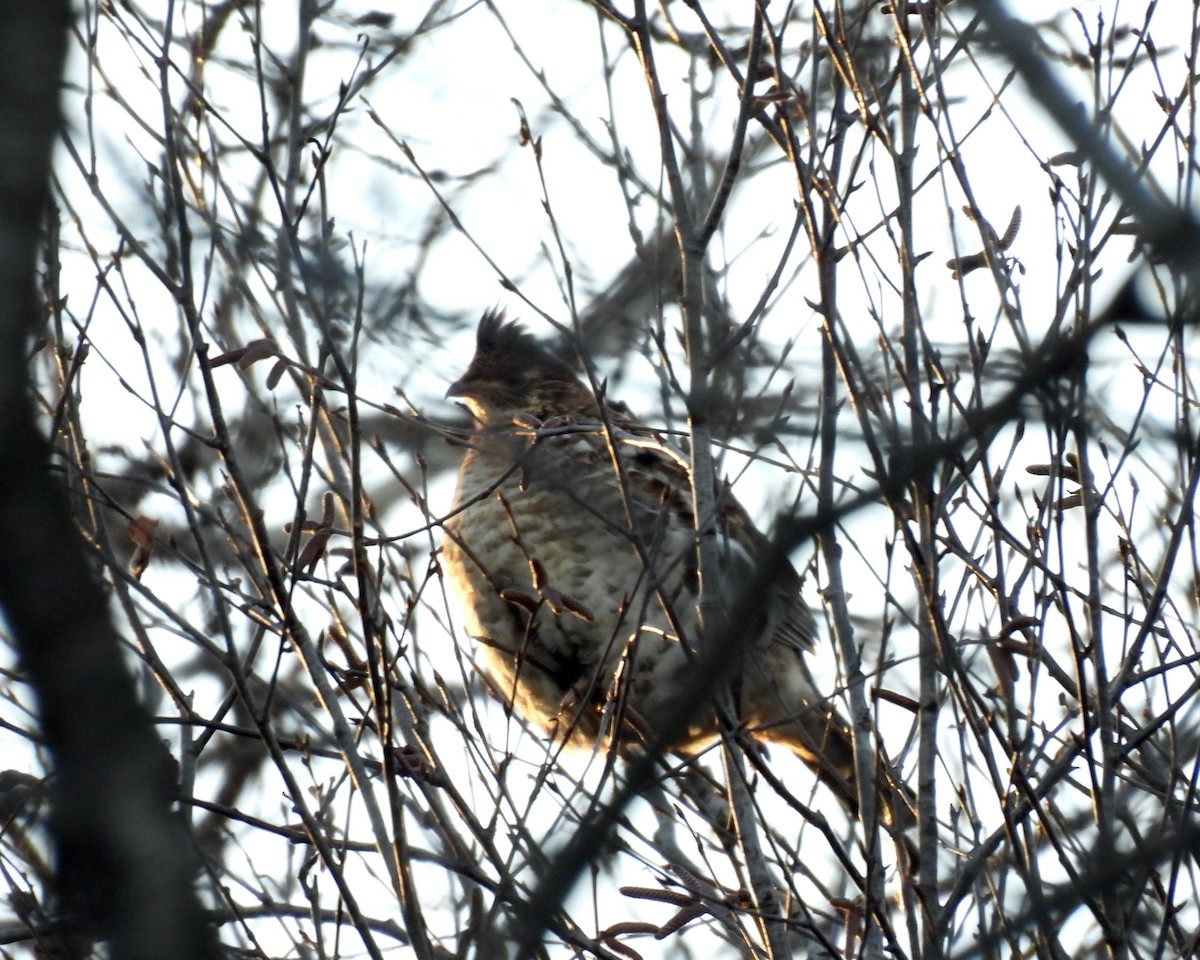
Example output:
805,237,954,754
442,310,910,825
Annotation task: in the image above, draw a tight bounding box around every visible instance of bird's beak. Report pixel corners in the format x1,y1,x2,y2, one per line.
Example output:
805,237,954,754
445,377,469,400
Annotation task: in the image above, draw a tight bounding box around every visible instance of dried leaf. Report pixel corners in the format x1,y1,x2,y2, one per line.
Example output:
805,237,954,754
126,515,159,580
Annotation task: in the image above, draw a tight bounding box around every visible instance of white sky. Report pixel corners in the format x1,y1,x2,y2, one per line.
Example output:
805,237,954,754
11,0,1199,955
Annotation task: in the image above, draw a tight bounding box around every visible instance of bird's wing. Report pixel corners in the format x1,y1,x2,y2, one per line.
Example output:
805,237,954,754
601,417,817,655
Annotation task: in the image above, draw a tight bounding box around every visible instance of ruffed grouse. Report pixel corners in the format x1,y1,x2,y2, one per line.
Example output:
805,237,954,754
442,310,902,822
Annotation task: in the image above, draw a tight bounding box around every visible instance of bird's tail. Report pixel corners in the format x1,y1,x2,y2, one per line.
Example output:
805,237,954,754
756,710,916,832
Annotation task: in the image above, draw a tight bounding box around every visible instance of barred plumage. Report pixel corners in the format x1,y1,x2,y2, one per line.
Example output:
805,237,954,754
441,310,906,822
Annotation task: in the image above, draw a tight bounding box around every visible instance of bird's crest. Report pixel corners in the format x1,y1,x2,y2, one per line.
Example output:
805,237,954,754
448,310,591,421
472,309,579,383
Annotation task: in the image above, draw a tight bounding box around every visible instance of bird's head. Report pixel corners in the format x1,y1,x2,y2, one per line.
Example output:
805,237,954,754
447,310,593,424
